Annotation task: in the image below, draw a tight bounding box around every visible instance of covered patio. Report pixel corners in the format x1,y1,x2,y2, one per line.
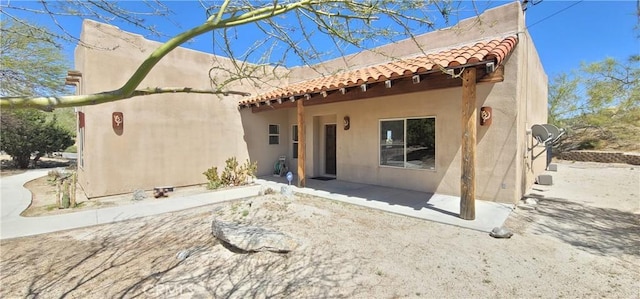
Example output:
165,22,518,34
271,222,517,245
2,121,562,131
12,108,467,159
240,36,519,221
256,175,514,232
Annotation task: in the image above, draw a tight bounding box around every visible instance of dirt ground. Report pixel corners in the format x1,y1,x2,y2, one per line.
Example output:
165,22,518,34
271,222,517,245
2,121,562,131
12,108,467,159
21,175,210,217
2,152,209,217
0,161,638,298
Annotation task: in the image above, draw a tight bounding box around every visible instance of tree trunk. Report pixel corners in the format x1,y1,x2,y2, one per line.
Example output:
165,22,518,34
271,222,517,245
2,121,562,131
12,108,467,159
14,154,31,169
33,153,43,168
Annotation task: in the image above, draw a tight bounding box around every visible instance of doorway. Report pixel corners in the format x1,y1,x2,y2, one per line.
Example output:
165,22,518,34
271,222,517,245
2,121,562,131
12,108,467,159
325,124,337,176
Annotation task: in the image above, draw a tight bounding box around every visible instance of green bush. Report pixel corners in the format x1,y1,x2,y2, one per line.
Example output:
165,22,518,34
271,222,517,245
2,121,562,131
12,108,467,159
65,145,77,153
203,166,222,190
204,157,257,189
1,110,74,168
221,157,257,186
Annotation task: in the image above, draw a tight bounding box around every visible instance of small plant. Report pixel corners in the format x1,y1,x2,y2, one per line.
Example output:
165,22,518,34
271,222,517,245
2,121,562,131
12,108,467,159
203,166,223,190
204,157,257,189
47,169,65,183
61,179,70,208
231,202,239,213
221,157,257,186
52,170,77,209
241,209,249,217
132,189,146,201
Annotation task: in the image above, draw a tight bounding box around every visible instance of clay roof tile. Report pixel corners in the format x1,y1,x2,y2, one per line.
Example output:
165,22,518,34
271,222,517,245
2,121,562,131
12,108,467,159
240,35,518,105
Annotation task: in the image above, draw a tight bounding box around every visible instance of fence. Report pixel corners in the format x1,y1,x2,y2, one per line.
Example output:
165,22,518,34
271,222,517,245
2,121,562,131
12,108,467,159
557,150,640,165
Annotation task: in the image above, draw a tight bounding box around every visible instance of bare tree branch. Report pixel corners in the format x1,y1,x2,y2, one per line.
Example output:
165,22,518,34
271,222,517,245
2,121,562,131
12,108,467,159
1,0,458,110
2,87,250,111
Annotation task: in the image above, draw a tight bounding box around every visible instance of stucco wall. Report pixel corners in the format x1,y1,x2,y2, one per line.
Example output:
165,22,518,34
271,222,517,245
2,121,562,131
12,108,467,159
269,76,520,202
278,1,540,203
240,108,290,176
513,13,549,199
75,20,281,197
75,1,547,204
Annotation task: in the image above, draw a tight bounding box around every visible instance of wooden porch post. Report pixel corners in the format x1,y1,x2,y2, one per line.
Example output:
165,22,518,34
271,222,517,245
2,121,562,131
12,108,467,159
297,99,306,187
460,67,477,220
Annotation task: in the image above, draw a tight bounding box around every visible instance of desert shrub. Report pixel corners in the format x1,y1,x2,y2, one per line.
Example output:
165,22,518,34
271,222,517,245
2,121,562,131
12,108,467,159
203,166,223,190
47,168,72,183
48,169,63,181
577,138,603,150
50,171,77,208
205,157,257,189
221,157,257,186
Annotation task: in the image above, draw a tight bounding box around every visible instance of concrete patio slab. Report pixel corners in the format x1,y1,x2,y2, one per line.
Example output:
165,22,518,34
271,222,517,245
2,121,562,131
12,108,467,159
257,175,514,232
1,170,513,240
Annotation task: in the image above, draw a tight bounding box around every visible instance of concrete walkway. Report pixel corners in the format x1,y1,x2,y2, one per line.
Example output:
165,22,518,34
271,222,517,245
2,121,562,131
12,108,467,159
1,171,514,240
0,170,261,240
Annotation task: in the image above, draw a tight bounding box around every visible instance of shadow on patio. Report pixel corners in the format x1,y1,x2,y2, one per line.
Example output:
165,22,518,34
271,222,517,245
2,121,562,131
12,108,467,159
256,175,513,232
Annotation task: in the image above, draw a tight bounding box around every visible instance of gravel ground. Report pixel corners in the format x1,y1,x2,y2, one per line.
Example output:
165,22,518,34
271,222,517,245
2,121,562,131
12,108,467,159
0,160,638,298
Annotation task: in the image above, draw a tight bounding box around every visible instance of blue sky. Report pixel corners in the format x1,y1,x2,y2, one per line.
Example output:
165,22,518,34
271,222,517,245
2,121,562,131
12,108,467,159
5,1,639,81
522,0,638,78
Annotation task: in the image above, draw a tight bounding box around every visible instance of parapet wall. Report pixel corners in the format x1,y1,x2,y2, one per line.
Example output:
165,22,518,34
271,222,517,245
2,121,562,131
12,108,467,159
558,150,640,165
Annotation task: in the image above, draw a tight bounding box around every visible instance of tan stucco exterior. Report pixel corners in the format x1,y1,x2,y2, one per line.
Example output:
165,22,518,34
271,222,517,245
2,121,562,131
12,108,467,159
75,2,547,204
74,21,285,197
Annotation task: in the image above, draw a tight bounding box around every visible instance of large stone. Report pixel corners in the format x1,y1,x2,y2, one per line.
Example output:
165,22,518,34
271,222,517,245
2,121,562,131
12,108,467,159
211,220,299,253
489,227,514,239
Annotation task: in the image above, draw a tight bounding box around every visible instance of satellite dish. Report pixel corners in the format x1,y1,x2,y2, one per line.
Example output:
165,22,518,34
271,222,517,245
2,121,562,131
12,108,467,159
542,124,559,139
542,124,566,144
531,124,550,143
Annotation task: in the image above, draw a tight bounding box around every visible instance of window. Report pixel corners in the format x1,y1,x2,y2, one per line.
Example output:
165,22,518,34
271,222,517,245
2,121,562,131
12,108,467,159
268,124,280,145
292,125,299,159
380,117,436,170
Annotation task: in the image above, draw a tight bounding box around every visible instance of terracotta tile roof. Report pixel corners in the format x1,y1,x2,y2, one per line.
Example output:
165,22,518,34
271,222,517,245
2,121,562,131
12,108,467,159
240,36,517,106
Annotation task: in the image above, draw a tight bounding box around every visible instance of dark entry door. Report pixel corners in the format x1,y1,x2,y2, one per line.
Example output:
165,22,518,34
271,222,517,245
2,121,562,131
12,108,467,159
325,124,337,175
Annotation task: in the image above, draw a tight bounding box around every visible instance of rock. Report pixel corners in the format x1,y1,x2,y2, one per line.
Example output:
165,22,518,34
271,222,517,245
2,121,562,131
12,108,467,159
280,185,293,198
212,219,299,253
176,246,204,261
176,250,190,261
489,227,514,239
132,189,146,201
524,198,538,205
517,204,536,211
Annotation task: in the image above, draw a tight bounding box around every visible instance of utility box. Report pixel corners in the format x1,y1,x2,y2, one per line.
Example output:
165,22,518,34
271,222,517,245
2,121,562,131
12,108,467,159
537,174,553,186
